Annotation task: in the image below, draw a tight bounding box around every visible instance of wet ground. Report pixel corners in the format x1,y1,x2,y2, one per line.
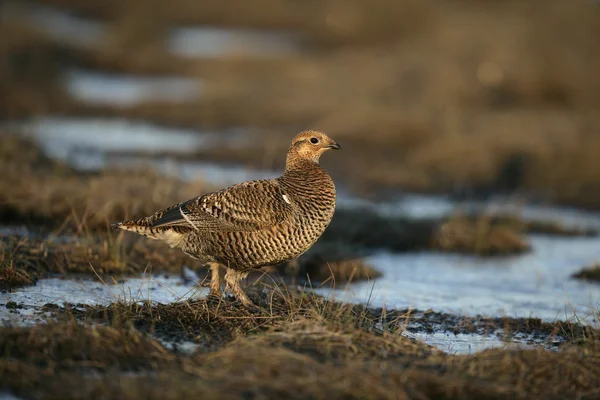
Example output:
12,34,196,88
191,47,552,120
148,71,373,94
319,235,600,322
0,278,583,356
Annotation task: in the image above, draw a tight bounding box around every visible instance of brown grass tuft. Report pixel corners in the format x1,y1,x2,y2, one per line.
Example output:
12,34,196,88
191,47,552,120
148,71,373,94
0,230,197,289
0,320,174,372
434,214,530,256
235,319,441,364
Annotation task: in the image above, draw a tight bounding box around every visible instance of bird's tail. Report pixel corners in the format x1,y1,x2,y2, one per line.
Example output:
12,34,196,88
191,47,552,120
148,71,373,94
111,219,155,236
110,219,187,247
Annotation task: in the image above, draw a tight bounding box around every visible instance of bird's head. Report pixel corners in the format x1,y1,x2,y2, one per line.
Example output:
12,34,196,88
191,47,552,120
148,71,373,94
286,130,341,168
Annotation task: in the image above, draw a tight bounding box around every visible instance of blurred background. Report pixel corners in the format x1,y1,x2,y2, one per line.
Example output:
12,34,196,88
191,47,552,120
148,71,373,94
2,0,599,207
1,0,600,322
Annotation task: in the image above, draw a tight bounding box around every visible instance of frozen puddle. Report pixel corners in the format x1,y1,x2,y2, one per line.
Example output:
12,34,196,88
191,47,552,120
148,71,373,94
77,155,278,186
316,235,600,324
18,117,213,171
1,275,538,355
1,275,205,307
0,275,207,326
20,117,212,154
1,277,555,355
337,194,456,220
8,117,252,173
66,70,201,106
170,27,302,58
402,331,535,355
7,117,276,185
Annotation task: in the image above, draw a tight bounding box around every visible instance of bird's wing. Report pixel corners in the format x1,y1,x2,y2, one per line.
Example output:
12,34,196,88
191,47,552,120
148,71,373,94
150,180,294,232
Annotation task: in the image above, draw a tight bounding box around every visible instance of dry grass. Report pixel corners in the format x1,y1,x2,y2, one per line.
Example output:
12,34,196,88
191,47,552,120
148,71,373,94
1,289,599,399
0,228,382,291
0,236,40,289
80,288,379,348
0,232,196,290
282,256,381,284
38,0,437,45
483,214,598,238
0,321,175,371
0,136,215,288
77,288,598,350
3,344,598,399
0,135,212,229
0,258,35,290
237,319,440,364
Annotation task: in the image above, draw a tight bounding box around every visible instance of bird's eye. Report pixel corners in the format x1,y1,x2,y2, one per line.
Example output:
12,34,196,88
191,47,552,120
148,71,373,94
310,137,319,144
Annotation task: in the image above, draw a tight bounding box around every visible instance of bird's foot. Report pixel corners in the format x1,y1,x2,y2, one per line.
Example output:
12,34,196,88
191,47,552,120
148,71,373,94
225,281,254,307
235,291,255,308
224,269,254,307
207,262,221,296
198,277,221,291
209,281,222,297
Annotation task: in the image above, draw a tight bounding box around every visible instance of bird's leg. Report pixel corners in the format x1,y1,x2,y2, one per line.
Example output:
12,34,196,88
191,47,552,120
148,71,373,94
224,268,253,307
208,262,221,297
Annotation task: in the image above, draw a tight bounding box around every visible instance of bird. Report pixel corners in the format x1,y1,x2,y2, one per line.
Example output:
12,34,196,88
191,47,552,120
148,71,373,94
111,130,341,306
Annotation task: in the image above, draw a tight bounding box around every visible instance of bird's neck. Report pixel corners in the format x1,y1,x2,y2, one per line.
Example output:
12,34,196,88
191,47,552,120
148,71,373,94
280,159,335,198
285,155,315,172
285,151,319,170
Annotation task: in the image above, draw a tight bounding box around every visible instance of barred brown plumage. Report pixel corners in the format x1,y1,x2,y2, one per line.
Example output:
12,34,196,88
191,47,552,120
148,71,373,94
111,130,341,306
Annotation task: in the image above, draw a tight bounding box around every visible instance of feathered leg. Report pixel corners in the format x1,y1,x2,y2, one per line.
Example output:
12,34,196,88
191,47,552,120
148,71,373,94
208,262,221,296
224,269,252,307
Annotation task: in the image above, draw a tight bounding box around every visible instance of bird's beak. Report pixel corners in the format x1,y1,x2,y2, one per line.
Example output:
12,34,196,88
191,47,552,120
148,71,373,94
327,142,341,150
